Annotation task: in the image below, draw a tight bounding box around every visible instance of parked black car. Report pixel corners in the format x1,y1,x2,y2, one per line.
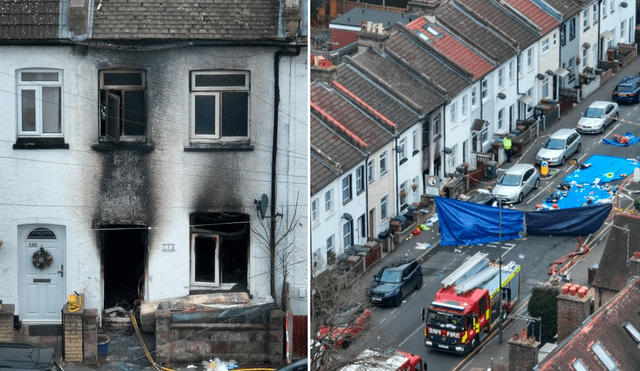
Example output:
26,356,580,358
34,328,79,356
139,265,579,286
369,258,423,306
0,343,56,371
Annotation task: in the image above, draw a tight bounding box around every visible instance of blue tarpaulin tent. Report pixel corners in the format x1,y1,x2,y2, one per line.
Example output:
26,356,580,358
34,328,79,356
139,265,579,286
435,197,524,246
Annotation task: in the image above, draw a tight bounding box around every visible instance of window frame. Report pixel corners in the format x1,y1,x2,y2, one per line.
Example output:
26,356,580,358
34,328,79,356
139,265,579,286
311,198,319,223
17,69,63,138
324,189,333,214
342,174,352,203
380,150,388,176
380,194,389,221
342,221,352,248
189,70,250,142
498,67,504,87
398,138,407,162
356,165,365,193
583,9,589,31
99,69,147,143
367,159,376,184
190,233,221,288
542,38,549,54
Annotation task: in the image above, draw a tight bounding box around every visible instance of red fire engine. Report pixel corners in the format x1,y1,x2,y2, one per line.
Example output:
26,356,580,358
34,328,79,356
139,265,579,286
421,252,521,354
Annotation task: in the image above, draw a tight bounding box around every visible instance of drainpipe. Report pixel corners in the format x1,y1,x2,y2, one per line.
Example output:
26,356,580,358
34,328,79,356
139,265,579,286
394,134,400,215
598,1,602,62
271,46,302,304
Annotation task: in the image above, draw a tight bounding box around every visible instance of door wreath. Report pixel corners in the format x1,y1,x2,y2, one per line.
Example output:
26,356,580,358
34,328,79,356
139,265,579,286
32,247,53,270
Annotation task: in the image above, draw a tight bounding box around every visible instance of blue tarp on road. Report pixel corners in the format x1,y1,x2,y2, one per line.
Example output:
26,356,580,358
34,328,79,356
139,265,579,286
435,197,524,246
544,184,615,209
602,133,640,146
525,203,612,236
563,154,639,184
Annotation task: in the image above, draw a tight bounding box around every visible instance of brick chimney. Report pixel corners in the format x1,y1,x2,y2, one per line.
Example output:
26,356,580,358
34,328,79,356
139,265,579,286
310,54,337,85
508,329,540,371
408,0,443,16
557,283,593,343
628,251,640,277
357,21,389,53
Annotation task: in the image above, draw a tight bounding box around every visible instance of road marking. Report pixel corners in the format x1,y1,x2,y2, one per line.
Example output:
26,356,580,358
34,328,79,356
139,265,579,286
411,291,418,297
390,308,398,315
398,323,424,348
441,267,447,272
578,153,588,162
620,192,635,201
380,317,387,324
528,181,553,203
612,122,622,132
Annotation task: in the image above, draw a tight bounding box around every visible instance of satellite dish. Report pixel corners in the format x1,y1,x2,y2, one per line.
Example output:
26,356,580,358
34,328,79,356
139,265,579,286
259,194,268,219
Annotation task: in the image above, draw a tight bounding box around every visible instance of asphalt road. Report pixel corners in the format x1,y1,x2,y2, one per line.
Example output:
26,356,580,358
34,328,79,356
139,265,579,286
341,60,640,371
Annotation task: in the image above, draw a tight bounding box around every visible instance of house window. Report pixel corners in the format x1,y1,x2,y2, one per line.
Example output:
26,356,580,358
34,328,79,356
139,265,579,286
542,38,549,54
593,4,598,24
569,18,576,41
190,213,248,290
591,342,618,371
368,159,376,184
471,86,477,107
380,150,388,176
413,176,420,196
602,0,606,17
583,9,589,31
190,71,249,141
356,165,365,193
552,33,557,47
433,114,440,136
509,61,515,81
380,194,389,220
326,235,335,264
582,47,588,68
398,138,407,163
342,174,352,203
609,0,613,13
461,95,468,118
448,144,457,170
498,68,504,87
621,20,626,40
311,198,319,223
400,181,407,208
542,77,549,99
99,70,147,143
560,23,566,46
527,48,533,68
498,108,504,130
343,221,353,248
450,102,457,124
412,130,418,155
517,54,522,75
572,359,588,371
17,69,62,137
358,214,366,238
481,79,488,99
324,189,333,214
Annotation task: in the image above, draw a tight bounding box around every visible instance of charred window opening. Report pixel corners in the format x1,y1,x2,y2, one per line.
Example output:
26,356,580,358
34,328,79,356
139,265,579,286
99,70,147,143
190,213,249,292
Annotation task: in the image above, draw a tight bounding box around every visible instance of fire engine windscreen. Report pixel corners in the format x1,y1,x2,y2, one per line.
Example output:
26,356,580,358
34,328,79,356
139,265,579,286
427,310,465,332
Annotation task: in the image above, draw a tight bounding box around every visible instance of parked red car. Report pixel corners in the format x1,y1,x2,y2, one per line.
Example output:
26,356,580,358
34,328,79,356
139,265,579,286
316,303,371,349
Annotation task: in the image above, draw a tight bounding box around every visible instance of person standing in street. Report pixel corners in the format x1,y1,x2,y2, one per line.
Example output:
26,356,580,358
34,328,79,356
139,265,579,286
503,135,512,162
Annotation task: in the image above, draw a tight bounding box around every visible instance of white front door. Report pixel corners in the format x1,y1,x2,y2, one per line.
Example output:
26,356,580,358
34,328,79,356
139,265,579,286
19,225,66,323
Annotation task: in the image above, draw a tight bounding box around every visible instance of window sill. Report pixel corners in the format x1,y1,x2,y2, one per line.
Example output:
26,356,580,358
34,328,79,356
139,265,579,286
312,221,320,229
433,134,442,143
342,197,352,206
399,158,408,166
185,142,254,152
412,149,420,157
14,137,69,149
356,188,365,196
91,142,155,153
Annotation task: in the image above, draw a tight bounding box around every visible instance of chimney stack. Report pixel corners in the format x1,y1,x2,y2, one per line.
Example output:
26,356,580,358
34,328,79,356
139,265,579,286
310,54,337,85
407,0,443,17
509,328,540,371
629,251,640,277
357,22,389,53
557,283,593,343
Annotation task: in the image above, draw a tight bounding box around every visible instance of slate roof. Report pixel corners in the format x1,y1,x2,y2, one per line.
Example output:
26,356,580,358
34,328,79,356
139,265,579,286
437,1,517,66
385,23,472,98
348,49,447,116
502,0,560,36
407,16,494,81
330,7,420,30
455,0,541,49
311,80,393,154
335,61,422,133
543,0,582,20
0,0,59,39
310,115,366,195
91,0,280,40
591,214,640,292
537,278,640,370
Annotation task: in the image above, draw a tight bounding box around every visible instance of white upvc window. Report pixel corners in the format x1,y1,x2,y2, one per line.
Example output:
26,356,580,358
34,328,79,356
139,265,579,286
342,174,352,203
471,86,477,106
542,38,549,54
593,4,598,24
356,165,365,193
552,33,557,47
380,150,388,175
542,77,549,99
412,129,418,154
190,70,250,141
17,69,63,137
582,47,588,68
324,189,333,214
450,102,457,124
368,159,376,183
311,198,319,223
498,108,504,130
583,9,589,31
527,48,533,68
509,60,515,81
461,95,468,118
498,67,504,87
482,79,488,99
398,138,407,163
190,234,220,287
380,194,389,221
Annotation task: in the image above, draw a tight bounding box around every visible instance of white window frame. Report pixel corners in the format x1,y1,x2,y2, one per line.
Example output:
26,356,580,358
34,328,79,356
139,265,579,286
481,79,488,100
99,69,147,143
326,235,334,263
593,4,598,24
343,221,352,248
461,95,468,118
582,47,588,68
342,174,352,203
400,181,408,207
527,48,533,68
190,70,250,141
448,144,457,171
380,150,388,176
311,198,319,223
398,138,407,161
471,86,477,107
542,38,549,54
583,9,589,31
450,102,457,124
621,20,626,41
380,194,389,221
324,189,333,214
190,234,220,288
412,130,418,153
498,108,504,130
509,60,515,81
552,33,557,47
17,69,63,137
368,159,376,184
498,67,504,87
542,77,549,99
356,165,365,193
433,114,440,135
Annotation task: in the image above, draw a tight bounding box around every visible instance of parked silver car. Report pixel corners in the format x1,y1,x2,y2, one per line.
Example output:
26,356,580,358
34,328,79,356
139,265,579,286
492,164,540,204
576,101,619,134
536,128,581,166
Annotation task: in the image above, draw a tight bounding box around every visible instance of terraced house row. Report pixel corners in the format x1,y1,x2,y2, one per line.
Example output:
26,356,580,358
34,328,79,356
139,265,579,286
310,0,637,274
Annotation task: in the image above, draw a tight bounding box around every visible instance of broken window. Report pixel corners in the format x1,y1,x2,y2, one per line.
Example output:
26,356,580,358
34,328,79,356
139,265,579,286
190,71,250,141
99,69,147,143
190,213,249,291
18,69,62,137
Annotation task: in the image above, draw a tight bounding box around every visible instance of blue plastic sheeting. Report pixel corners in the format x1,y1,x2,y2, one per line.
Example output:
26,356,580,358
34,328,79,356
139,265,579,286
525,203,612,236
544,184,615,209
435,197,524,246
563,155,640,184
602,133,640,146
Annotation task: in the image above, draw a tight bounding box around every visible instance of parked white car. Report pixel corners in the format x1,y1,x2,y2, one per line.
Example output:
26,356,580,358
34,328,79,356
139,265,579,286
492,164,540,204
576,101,619,134
536,128,581,166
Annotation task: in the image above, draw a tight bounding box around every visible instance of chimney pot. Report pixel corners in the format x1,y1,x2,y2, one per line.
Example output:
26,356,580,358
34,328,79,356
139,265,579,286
578,287,586,298
529,336,536,343
513,333,519,341
569,286,577,295
562,285,569,295
634,251,640,259
521,328,527,339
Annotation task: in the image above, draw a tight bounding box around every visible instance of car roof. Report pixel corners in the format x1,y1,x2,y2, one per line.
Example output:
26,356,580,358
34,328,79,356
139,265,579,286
505,163,534,174
588,101,613,108
549,128,577,139
618,75,640,86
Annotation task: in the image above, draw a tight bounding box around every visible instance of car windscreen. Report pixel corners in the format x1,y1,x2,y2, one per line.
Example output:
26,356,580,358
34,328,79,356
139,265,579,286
584,107,604,118
380,269,402,283
426,310,465,331
543,138,565,149
498,174,522,186
618,85,637,93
